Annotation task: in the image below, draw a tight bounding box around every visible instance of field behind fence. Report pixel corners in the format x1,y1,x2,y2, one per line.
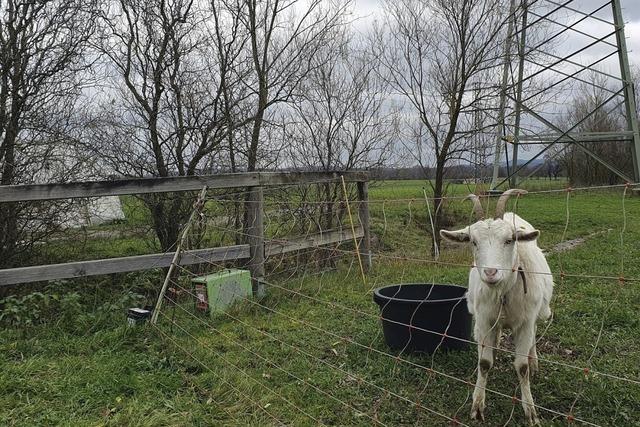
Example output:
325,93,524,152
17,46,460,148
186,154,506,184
1,175,639,426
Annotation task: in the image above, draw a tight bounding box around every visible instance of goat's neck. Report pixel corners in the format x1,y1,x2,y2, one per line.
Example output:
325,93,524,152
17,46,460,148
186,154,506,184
500,254,523,303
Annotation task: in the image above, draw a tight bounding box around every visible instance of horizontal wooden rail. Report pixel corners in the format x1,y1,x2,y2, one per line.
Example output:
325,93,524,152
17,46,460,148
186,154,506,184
0,171,368,203
0,227,363,286
0,246,249,286
267,226,363,256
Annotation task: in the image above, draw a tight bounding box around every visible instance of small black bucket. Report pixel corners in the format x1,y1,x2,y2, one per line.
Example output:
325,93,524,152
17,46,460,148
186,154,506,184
126,307,152,327
373,284,472,353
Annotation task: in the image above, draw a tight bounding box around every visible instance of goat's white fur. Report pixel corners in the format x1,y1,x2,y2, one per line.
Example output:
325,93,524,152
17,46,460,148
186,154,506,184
440,212,553,425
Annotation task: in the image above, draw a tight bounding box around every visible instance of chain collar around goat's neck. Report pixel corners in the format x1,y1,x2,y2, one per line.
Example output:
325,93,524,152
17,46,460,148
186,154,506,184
500,266,528,306
518,266,528,295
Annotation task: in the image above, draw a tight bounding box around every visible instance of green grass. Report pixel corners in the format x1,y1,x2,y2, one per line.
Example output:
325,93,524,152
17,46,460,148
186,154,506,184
368,177,569,200
2,179,640,426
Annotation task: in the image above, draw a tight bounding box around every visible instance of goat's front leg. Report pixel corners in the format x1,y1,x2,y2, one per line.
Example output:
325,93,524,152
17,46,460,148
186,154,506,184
471,320,499,421
528,324,539,375
513,322,540,425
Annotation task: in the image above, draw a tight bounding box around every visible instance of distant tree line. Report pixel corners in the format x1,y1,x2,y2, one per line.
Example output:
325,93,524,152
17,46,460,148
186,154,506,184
369,161,565,182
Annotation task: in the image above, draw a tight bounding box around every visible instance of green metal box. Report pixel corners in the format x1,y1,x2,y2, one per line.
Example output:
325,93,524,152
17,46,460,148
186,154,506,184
191,269,252,316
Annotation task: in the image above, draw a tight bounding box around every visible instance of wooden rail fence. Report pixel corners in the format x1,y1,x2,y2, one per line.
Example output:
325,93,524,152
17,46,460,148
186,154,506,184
0,172,370,287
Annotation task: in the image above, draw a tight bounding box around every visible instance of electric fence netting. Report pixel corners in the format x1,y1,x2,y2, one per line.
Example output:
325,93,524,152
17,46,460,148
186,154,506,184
151,179,640,426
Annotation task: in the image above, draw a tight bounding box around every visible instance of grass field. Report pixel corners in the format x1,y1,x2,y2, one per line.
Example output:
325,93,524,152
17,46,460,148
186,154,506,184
2,179,640,426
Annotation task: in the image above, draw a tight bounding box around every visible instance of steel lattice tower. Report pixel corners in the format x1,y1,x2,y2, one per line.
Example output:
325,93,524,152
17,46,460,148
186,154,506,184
489,0,640,189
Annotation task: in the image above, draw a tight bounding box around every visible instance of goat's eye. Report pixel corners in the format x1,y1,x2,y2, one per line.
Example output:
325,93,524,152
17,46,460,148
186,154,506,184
471,241,477,247
505,239,513,245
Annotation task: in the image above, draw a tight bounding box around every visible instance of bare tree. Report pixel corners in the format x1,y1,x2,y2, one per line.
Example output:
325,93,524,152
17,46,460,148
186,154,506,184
376,0,511,255
228,0,350,172
287,35,396,172
209,0,252,174
285,30,397,231
0,0,98,268
93,0,250,250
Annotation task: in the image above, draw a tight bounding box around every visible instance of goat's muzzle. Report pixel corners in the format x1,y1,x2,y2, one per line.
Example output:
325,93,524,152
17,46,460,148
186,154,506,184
482,268,501,285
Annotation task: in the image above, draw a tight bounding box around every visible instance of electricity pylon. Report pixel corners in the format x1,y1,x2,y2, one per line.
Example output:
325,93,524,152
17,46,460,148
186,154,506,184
489,0,640,189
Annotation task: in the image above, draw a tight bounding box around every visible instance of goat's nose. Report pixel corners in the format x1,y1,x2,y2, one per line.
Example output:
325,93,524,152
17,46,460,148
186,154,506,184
484,268,498,277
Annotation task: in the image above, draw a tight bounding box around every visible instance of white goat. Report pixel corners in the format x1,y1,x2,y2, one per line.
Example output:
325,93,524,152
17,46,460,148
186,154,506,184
440,189,553,425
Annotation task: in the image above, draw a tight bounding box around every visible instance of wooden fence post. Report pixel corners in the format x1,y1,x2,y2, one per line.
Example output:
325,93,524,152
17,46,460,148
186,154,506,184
246,186,265,297
357,181,372,272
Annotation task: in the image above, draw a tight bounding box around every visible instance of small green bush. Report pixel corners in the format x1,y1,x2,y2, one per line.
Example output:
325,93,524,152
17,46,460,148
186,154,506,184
0,286,144,329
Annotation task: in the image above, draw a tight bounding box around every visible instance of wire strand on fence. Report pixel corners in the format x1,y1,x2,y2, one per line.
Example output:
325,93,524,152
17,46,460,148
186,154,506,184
190,250,640,390
153,324,239,421
156,306,371,426
165,282,470,426
170,231,599,425
152,180,639,426
167,275,601,427
204,182,639,205
196,203,640,284
153,324,287,425
568,185,632,420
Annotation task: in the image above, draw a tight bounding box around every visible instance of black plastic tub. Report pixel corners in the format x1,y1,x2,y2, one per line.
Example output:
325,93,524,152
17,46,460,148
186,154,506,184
373,284,472,353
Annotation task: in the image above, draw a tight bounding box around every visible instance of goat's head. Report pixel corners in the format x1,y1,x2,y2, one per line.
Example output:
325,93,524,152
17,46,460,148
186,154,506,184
439,189,539,286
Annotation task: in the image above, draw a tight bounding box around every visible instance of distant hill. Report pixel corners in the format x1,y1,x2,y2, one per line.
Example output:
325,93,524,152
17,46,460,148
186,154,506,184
500,158,545,168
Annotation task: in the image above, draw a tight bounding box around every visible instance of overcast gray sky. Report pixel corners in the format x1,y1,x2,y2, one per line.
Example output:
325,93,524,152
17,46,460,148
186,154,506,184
353,0,640,67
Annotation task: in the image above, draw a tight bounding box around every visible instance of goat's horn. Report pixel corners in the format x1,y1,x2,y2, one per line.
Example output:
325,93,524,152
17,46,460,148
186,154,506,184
466,194,485,220
494,189,528,219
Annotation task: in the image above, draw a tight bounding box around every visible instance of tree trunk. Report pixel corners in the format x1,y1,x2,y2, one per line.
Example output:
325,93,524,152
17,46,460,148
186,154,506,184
244,84,266,241
431,160,445,258
147,195,185,251
248,93,266,172
0,121,18,267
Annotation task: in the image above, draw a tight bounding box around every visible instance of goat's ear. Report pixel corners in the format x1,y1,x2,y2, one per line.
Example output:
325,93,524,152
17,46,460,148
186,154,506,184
440,229,470,242
515,229,540,242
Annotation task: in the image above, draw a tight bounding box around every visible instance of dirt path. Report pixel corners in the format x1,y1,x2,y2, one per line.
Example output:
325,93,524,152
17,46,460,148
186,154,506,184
545,229,612,255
